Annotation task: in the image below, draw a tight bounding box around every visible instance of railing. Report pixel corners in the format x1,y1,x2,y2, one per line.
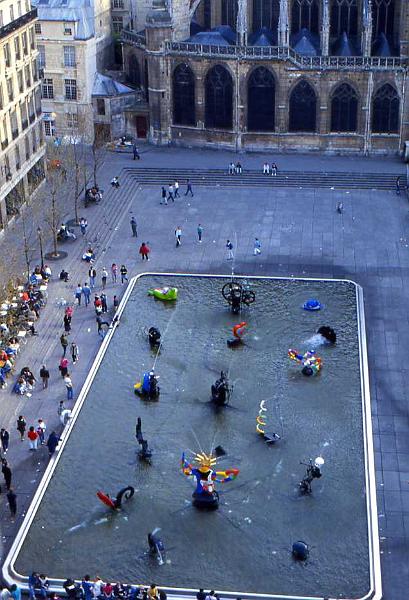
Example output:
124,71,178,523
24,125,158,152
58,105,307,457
121,29,146,47
164,41,408,70
1,140,9,150
0,9,37,41
11,129,19,140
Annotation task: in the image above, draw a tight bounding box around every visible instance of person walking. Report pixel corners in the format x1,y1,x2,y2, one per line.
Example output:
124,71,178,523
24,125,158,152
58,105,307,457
271,162,277,176
130,217,138,237
396,176,401,195
37,419,46,445
120,265,128,284
10,584,20,600
113,295,119,310
7,488,16,517
254,238,261,255
0,428,9,454
139,242,150,261
89,267,97,289
174,180,180,198
111,263,118,283
27,426,39,451
132,143,140,160
80,217,88,236
161,187,167,205
168,184,174,202
63,313,71,333
2,460,12,491
185,179,194,197
64,373,74,400
59,357,69,377
71,342,79,364
60,333,69,357
175,226,182,247
46,431,60,458
39,365,50,389
75,284,82,306
96,315,110,339
101,293,108,313
226,240,234,260
197,224,203,243
82,283,91,307
101,268,108,290
16,416,26,441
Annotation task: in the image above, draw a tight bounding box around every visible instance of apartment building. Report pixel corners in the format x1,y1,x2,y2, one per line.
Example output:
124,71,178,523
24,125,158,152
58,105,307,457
0,0,45,228
32,0,112,140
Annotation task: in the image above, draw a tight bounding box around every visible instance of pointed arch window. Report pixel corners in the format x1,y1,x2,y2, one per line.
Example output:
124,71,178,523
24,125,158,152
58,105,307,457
252,0,280,32
173,64,196,126
222,0,237,28
330,0,358,37
128,55,141,87
291,0,319,34
205,65,233,129
247,67,275,131
372,0,395,40
331,83,358,132
372,83,399,133
289,80,317,132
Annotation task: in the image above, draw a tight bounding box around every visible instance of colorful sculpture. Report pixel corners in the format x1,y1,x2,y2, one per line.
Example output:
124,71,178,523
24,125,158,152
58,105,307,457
148,287,178,301
288,349,322,376
181,451,239,509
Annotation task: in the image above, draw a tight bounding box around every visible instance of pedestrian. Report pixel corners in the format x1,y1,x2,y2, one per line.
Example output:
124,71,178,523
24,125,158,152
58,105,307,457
1,586,11,600
174,180,180,198
94,295,102,315
2,460,12,490
101,293,108,313
168,184,174,202
175,226,182,247
64,373,73,400
39,365,49,389
27,426,38,451
66,305,73,318
196,591,206,600
46,431,60,458
37,419,46,445
59,357,69,377
132,143,140,160
262,162,270,174
7,488,16,517
75,283,82,306
147,585,158,600
271,162,277,176
80,217,88,236
60,333,69,357
111,263,118,283
96,315,110,339
111,176,120,188
10,584,21,600
130,217,138,237
254,237,261,255
71,342,79,364
396,176,401,195
113,295,119,310
185,179,194,196
120,264,128,284
82,282,91,307
0,428,9,454
161,187,167,205
89,266,97,289
16,416,26,441
228,162,235,175
81,576,94,600
197,224,203,243
226,239,234,260
235,162,242,174
205,592,216,600
100,268,107,289
139,242,150,260
63,313,71,332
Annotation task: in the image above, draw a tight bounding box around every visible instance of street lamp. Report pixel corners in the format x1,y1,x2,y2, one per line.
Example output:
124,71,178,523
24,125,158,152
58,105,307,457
37,226,44,269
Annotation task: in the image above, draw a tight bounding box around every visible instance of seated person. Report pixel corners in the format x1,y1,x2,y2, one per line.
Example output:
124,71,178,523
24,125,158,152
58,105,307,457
59,269,69,282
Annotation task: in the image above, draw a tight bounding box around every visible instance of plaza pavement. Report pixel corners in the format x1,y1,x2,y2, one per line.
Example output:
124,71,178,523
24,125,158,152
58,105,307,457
0,146,408,599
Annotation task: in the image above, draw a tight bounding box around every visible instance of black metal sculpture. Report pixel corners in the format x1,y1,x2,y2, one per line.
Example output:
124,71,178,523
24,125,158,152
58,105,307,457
299,458,324,494
211,371,232,406
222,281,255,314
136,417,152,460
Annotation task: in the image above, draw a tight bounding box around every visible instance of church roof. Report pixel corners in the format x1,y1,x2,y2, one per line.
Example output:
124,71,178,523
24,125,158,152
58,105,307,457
372,32,393,57
187,31,231,45
92,73,135,97
332,31,359,56
212,25,236,44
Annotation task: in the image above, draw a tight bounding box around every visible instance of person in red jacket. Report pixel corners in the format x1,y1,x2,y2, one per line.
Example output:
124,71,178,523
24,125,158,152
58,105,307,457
139,242,150,261
27,426,39,451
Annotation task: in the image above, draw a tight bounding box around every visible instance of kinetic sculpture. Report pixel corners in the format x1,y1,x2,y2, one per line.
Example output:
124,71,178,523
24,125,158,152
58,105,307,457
148,327,161,348
211,371,231,406
136,417,152,461
317,326,336,344
256,400,281,444
148,287,178,301
299,457,324,494
181,451,239,509
288,349,322,376
96,486,135,510
222,281,255,314
227,322,247,347
134,370,160,399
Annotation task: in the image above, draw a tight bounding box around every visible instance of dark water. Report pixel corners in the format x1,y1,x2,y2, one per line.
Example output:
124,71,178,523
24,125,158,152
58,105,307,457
15,275,370,599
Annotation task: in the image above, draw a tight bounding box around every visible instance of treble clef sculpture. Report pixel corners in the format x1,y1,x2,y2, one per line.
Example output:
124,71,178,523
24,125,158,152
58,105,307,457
96,485,135,510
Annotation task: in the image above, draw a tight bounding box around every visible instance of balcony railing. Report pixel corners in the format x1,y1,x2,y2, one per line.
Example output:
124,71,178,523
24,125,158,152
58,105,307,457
29,113,35,123
0,9,38,42
121,29,146,47
163,41,408,70
22,119,28,129
11,129,19,140
1,139,9,150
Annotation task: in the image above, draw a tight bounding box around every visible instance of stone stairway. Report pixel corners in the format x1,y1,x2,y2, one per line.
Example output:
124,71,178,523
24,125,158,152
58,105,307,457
125,167,403,191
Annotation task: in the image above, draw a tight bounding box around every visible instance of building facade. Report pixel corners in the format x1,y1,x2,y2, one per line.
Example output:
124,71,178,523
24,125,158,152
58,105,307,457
32,0,112,141
0,0,45,228
122,0,409,154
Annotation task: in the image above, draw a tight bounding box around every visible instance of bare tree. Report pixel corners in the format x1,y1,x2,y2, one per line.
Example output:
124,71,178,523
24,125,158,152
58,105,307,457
42,141,69,257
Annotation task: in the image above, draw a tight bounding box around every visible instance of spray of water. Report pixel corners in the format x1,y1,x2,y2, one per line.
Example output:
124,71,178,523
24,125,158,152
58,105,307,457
151,306,178,371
